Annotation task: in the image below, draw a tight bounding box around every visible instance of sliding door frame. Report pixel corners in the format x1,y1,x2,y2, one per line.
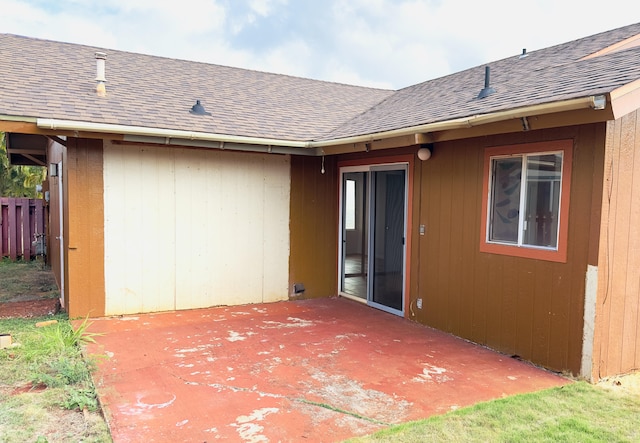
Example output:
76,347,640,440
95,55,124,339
337,154,415,317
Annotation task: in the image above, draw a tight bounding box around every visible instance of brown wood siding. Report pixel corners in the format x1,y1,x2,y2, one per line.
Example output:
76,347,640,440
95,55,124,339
594,110,640,379
47,140,64,295
414,125,605,374
289,155,338,298
65,138,105,318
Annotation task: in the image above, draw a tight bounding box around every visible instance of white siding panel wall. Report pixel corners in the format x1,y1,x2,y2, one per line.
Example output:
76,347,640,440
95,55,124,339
103,142,291,315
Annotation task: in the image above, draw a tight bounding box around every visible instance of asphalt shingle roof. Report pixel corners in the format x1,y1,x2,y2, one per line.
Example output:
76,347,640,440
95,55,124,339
324,22,640,140
0,35,392,141
1,22,640,143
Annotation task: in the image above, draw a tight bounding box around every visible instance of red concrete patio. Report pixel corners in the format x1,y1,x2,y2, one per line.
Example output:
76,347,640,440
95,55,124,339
83,297,570,442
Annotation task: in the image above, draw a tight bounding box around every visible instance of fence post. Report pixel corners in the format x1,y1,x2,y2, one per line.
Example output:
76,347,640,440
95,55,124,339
8,198,17,260
0,198,7,257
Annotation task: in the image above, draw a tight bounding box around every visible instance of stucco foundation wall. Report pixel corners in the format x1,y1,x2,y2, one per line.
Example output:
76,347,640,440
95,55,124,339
103,142,290,315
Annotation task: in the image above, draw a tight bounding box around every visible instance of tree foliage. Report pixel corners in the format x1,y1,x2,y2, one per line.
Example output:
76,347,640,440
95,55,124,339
0,132,46,198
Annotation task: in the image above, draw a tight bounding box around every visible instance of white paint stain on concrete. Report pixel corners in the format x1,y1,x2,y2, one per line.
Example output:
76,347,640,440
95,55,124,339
227,331,247,342
261,317,314,329
176,419,189,427
175,343,220,354
307,369,412,422
232,408,279,443
175,347,199,353
413,364,451,383
120,393,176,416
335,333,366,341
225,330,256,342
232,311,252,316
287,317,314,326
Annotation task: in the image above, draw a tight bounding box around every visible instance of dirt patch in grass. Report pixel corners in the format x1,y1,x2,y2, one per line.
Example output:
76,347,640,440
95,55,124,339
0,260,61,319
0,259,59,304
598,371,640,397
0,298,61,319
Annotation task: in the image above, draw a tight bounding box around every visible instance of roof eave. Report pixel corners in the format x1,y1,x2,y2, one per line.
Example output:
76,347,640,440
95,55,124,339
318,95,614,154
0,94,616,157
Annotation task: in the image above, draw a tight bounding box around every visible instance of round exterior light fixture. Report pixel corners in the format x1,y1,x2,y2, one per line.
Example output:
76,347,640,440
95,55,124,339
417,146,432,161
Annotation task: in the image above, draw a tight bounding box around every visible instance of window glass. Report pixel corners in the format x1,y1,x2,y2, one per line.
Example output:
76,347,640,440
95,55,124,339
489,157,522,243
345,179,356,230
523,154,562,248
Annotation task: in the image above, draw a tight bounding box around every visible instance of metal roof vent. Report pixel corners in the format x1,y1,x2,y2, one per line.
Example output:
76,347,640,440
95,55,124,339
189,100,211,116
519,48,528,59
477,66,496,99
95,52,107,97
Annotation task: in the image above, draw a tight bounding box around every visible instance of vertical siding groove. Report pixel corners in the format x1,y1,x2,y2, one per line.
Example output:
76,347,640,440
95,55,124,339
414,126,600,374
594,111,640,379
103,144,289,315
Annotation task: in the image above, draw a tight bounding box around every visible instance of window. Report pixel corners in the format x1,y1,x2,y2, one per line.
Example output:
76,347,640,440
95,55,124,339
480,140,573,262
345,179,356,230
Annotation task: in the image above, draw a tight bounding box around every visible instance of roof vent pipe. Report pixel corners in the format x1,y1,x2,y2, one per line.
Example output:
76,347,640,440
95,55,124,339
477,66,496,99
519,48,528,59
190,100,212,116
95,52,107,97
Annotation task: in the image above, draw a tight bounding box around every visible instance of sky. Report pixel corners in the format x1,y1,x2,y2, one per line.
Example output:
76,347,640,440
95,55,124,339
1,0,638,90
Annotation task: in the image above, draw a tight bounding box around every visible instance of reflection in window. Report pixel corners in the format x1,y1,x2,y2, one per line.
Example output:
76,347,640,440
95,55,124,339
345,179,356,230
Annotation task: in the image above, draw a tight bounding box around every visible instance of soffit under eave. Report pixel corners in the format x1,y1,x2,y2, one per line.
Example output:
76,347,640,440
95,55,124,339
321,105,617,155
6,133,48,166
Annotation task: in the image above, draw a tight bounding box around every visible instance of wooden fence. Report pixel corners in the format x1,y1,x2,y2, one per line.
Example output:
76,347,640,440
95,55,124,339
0,197,45,261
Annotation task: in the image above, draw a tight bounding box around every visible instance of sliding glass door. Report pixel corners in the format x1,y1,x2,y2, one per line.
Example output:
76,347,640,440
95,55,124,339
339,164,407,315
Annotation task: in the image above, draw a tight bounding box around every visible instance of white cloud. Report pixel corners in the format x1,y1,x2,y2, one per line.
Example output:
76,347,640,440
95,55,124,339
249,0,288,17
1,0,119,48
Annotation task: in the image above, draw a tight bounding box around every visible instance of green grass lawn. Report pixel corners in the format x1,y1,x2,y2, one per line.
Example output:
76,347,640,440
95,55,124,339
346,381,640,442
0,314,111,443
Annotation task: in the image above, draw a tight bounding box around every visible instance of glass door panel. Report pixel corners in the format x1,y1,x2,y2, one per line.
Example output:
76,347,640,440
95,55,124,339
370,169,405,312
340,172,368,300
